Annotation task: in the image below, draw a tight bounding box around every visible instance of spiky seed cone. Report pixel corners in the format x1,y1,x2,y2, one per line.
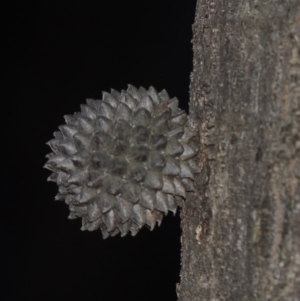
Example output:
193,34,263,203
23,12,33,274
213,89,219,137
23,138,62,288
45,85,199,238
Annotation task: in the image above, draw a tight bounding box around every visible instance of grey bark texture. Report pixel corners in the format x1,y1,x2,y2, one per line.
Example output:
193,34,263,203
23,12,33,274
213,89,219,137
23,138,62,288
178,1,300,300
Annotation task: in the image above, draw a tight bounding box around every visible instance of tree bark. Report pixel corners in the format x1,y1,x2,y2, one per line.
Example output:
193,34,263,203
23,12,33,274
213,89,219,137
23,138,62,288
178,1,300,300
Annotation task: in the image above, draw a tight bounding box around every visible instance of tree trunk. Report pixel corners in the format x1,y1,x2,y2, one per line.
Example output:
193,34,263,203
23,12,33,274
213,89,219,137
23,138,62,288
178,1,300,300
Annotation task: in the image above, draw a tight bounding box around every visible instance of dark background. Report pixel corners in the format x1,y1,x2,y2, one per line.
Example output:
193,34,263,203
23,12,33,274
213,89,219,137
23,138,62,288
3,1,196,300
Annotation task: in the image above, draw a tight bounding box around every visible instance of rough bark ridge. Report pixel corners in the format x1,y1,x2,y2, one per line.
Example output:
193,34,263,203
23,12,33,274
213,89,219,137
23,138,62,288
178,1,300,300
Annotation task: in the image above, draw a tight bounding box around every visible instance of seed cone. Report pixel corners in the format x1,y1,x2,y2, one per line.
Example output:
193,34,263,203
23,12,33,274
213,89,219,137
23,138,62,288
45,85,199,238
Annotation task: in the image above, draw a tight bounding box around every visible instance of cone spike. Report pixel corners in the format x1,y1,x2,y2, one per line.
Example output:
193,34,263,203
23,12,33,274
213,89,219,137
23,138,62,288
97,102,115,120
145,209,156,230
132,204,146,228
77,116,94,134
147,86,161,106
158,89,170,101
64,115,78,125
155,191,168,214
167,97,179,116
137,95,155,113
110,89,121,100
120,91,138,110
114,102,132,122
80,104,96,119
127,84,141,101
86,98,98,109
102,91,118,108
174,177,186,198
59,125,78,138
180,161,194,179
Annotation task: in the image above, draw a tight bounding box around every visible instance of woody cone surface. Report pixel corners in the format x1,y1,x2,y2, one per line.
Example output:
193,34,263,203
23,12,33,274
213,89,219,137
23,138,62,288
45,85,199,238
